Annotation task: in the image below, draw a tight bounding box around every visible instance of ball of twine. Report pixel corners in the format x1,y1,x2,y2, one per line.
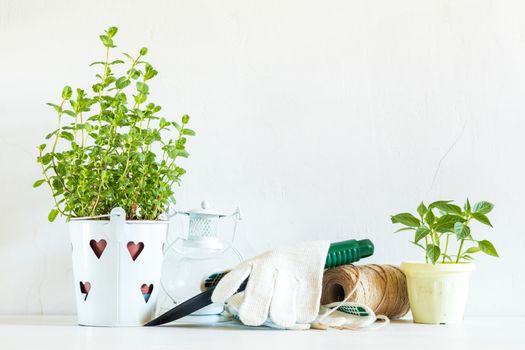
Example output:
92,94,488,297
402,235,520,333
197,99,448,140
321,264,409,319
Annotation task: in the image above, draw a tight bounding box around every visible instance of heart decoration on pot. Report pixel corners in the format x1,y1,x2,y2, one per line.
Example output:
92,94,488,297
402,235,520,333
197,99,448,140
80,281,91,301
141,284,153,303
127,241,144,261
89,239,107,259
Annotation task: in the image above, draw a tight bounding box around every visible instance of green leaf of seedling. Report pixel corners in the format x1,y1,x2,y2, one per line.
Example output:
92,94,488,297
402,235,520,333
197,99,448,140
48,209,59,222
428,200,453,208
435,214,464,233
425,209,435,227
478,240,499,257
454,222,471,240
140,47,148,56
426,244,441,264
391,213,420,227
410,241,425,250
471,212,493,227
473,201,494,214
464,198,471,215
38,144,46,151
431,202,462,215
110,60,124,65
182,115,190,124
465,246,481,254
394,227,416,233
417,202,427,218
33,179,46,188
442,254,453,262
414,226,430,243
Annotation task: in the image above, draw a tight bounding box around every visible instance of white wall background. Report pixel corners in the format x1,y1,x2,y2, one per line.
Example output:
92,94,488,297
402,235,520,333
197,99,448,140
0,0,524,316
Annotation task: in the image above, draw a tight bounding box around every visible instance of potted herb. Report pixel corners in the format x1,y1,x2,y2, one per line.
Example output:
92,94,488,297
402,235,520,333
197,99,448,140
34,27,194,326
391,200,498,324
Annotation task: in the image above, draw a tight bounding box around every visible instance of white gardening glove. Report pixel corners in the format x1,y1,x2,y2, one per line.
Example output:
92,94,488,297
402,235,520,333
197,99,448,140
211,240,330,328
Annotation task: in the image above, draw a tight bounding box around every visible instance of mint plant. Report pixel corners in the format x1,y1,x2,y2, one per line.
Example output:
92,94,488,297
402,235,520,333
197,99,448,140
391,200,498,264
34,27,194,221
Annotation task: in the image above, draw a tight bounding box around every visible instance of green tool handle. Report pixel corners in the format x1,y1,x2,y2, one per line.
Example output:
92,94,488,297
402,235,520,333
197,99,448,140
324,239,374,268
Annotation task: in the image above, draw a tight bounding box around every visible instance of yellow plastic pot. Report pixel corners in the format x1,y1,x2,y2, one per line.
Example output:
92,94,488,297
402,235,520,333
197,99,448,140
400,261,475,324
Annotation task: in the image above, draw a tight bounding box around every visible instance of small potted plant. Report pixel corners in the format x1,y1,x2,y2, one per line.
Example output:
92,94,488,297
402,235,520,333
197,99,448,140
391,200,498,324
34,27,195,326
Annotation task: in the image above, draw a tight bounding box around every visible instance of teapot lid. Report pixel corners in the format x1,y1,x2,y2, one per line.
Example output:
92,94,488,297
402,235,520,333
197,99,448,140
183,200,228,217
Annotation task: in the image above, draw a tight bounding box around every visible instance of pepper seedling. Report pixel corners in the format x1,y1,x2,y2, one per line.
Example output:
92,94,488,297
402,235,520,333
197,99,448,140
391,199,498,264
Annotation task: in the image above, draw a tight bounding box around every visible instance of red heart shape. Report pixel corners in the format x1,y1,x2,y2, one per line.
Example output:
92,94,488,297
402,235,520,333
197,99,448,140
89,239,107,259
80,281,91,301
127,241,144,261
141,283,154,303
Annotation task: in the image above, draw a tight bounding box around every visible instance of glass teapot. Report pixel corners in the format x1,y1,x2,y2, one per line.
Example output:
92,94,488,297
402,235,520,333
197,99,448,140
157,201,243,322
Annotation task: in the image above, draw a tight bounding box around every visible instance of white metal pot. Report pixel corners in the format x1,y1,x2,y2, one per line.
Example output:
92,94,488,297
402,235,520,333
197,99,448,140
69,208,168,326
401,261,475,324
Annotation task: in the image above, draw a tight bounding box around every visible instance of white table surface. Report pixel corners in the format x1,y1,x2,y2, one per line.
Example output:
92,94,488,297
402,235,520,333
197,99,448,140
0,316,523,350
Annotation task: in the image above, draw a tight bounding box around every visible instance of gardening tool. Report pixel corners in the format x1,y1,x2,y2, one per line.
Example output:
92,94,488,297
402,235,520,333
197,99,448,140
145,238,374,326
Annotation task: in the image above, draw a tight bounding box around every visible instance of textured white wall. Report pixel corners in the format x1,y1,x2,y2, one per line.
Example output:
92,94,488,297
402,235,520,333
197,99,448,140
0,0,524,316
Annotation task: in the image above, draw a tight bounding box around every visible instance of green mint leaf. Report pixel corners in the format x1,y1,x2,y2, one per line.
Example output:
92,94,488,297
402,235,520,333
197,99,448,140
99,35,115,48
107,26,118,38
33,179,46,188
182,128,196,136
136,82,149,94
140,47,148,56
48,209,59,222
115,77,131,89
46,103,62,113
60,131,74,141
62,86,72,100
